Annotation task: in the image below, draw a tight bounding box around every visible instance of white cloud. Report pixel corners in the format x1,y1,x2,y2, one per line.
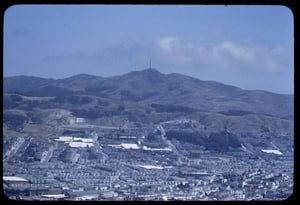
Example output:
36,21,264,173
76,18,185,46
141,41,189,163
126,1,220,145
213,41,256,64
157,37,202,64
156,37,290,72
158,37,179,52
40,37,291,81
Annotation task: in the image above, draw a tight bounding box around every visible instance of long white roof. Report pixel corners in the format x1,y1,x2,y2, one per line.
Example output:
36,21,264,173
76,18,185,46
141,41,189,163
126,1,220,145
3,176,28,182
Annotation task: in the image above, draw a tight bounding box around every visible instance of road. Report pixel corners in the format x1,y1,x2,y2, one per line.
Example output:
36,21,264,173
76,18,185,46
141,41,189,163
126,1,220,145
157,124,191,165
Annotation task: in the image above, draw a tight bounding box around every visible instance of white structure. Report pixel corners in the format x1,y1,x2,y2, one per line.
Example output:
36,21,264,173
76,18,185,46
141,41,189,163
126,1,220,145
76,118,85,123
54,136,94,147
3,176,28,182
261,149,283,155
121,143,139,149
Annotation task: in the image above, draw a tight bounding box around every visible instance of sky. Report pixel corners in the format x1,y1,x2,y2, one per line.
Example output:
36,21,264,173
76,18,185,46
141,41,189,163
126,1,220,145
4,5,294,94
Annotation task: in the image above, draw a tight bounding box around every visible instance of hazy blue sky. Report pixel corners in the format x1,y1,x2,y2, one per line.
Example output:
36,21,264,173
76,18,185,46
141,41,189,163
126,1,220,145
4,5,294,94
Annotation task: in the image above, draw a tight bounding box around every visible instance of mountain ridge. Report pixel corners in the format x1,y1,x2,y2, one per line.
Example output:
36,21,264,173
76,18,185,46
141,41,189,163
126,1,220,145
4,68,292,95
4,68,294,118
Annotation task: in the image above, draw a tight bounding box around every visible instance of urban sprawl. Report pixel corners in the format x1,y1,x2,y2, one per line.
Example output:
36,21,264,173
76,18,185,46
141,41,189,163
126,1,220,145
3,119,293,201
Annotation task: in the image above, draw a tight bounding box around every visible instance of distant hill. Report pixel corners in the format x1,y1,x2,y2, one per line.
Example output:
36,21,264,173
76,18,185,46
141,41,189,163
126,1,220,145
3,68,294,118
4,75,55,93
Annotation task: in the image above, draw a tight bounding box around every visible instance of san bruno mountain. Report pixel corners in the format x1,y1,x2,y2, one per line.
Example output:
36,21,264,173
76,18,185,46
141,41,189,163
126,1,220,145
3,68,294,152
4,68,293,118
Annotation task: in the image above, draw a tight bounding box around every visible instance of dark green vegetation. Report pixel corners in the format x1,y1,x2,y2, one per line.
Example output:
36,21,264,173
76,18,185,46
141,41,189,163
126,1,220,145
165,130,240,151
3,110,27,131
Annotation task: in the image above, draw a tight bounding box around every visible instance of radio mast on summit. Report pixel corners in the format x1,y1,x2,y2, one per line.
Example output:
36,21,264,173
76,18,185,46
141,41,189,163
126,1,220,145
149,58,152,68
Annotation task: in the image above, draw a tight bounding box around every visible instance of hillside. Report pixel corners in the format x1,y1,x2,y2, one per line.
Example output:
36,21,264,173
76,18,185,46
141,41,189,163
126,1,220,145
3,68,294,155
4,68,294,118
